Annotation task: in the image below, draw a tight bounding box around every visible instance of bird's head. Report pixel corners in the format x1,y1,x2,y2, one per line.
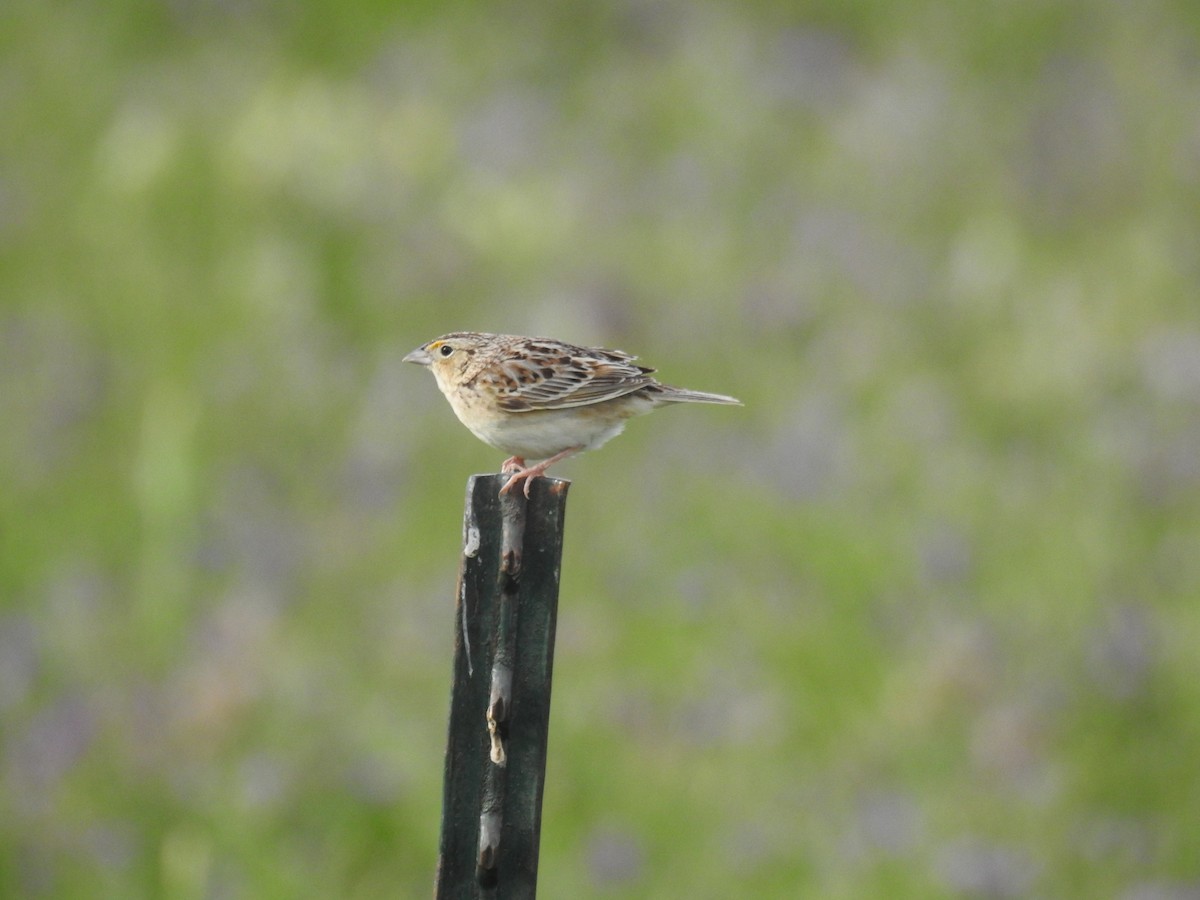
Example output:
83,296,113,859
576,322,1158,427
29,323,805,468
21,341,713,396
403,333,490,388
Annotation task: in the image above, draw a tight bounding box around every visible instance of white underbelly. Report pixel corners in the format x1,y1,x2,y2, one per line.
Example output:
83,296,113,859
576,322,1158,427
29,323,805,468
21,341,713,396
460,407,629,460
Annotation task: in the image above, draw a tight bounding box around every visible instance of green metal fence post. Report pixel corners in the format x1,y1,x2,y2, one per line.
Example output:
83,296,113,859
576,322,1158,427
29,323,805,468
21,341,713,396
435,474,569,898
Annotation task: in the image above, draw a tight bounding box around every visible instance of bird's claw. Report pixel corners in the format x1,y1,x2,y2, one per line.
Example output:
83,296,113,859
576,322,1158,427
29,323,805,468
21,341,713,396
499,467,539,497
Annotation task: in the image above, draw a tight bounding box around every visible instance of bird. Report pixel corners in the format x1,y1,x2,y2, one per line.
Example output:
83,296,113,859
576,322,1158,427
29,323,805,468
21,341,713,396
403,332,741,497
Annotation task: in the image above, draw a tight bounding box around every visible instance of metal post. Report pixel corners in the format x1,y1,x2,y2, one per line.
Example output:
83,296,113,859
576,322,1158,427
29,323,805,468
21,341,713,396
435,474,569,898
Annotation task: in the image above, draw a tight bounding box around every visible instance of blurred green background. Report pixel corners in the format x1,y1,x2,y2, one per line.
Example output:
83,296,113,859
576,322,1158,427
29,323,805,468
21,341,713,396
4,0,1200,896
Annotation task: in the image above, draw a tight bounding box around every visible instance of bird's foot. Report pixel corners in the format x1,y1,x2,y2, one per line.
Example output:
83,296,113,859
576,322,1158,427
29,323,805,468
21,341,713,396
498,447,582,498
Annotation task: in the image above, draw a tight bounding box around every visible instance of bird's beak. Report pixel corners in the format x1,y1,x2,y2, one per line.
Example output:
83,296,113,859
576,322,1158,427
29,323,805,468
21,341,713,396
403,347,432,366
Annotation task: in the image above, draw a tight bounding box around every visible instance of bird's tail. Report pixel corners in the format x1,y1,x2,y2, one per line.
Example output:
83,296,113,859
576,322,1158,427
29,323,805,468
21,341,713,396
654,385,742,405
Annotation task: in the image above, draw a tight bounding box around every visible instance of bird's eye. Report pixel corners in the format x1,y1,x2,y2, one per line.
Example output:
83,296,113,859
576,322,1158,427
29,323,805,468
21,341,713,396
439,344,454,357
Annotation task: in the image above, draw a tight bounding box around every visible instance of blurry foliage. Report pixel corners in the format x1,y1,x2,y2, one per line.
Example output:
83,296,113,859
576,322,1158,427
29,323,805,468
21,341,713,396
3,0,1200,896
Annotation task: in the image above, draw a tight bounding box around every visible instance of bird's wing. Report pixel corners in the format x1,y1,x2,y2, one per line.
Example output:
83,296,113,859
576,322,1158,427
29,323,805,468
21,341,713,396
486,348,657,412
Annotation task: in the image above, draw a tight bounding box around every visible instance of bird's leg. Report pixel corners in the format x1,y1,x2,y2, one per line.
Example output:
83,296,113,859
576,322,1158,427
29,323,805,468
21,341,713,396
499,446,583,498
500,456,526,473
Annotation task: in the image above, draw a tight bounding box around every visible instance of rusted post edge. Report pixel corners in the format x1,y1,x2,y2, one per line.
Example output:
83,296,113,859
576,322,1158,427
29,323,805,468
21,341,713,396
435,474,569,899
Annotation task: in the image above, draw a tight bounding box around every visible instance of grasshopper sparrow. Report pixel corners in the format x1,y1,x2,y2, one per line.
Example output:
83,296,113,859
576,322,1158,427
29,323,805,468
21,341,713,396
404,332,741,496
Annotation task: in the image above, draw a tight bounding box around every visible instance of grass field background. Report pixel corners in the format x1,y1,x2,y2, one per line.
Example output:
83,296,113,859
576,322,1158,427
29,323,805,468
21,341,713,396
3,1,1200,896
